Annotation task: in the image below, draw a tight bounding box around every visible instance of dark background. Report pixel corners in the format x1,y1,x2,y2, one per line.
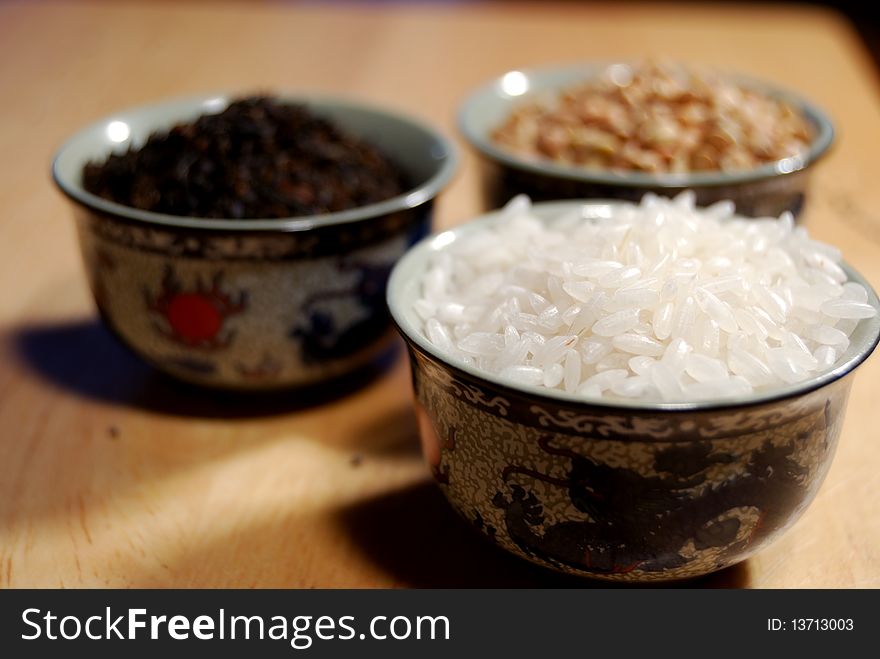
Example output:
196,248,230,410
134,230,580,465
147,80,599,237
491,0,880,78
813,1,879,72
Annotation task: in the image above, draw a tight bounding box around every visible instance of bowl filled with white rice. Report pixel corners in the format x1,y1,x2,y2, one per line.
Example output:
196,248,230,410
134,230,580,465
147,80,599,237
387,193,879,581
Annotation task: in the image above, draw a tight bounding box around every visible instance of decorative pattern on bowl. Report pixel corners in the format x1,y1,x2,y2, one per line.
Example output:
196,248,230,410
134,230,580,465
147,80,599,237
75,205,429,389
411,344,848,581
480,160,810,218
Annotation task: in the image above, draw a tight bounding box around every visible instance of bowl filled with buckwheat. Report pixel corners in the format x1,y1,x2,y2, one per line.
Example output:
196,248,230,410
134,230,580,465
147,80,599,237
459,60,834,217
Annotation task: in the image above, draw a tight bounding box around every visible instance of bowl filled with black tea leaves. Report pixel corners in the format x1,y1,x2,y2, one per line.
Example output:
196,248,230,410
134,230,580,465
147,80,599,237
53,94,458,390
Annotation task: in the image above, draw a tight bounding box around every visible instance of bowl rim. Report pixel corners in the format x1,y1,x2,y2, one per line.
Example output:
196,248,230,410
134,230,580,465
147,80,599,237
457,61,835,189
52,92,459,232
387,199,880,414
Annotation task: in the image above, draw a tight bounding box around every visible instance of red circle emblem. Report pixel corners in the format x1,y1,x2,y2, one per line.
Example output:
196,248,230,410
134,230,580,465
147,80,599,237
165,293,223,342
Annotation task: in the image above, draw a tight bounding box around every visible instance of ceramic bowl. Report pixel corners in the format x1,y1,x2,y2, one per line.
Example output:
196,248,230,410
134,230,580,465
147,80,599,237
53,94,457,390
387,200,880,582
458,63,834,217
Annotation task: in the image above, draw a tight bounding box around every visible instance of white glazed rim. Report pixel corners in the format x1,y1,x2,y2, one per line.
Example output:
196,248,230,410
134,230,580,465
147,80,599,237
52,92,459,232
458,62,835,188
388,200,880,413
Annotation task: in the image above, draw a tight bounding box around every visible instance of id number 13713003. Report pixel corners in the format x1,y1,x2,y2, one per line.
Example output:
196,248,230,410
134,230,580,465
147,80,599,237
768,619,854,631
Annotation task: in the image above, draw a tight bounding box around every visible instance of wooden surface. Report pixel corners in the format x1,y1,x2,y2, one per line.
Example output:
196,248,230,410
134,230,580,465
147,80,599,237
1,0,879,588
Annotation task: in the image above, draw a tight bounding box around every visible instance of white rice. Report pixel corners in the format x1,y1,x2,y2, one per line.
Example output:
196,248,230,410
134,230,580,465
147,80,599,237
413,193,877,402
